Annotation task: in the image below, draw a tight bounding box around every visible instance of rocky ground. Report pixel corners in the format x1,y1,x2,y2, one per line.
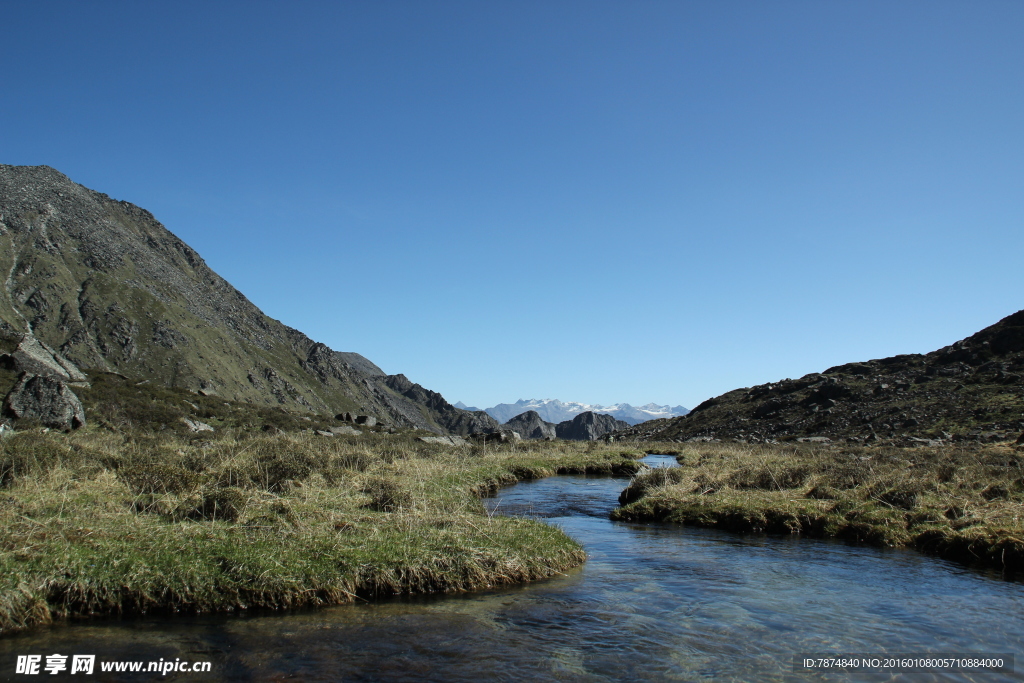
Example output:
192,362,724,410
614,310,1024,446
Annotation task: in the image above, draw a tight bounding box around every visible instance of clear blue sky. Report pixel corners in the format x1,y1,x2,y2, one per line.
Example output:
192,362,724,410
3,1,1022,410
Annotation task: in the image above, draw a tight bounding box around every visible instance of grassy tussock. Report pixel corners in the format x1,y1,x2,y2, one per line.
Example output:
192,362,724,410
612,442,1024,571
0,430,641,636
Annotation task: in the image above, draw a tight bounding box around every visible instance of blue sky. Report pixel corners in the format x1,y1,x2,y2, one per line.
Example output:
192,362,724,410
3,1,1022,409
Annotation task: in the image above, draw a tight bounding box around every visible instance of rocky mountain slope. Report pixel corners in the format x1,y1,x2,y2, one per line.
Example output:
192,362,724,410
501,409,628,441
555,411,630,440
503,410,557,440
484,398,688,425
614,310,1024,445
0,164,495,434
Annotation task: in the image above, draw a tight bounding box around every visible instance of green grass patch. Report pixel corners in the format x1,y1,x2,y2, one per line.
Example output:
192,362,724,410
612,442,1024,572
0,431,638,636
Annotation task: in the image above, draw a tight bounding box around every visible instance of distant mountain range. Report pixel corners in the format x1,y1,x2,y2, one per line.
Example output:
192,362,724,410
474,398,689,426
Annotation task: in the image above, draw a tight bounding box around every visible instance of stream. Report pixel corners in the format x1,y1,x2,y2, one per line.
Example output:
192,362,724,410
1,455,1022,681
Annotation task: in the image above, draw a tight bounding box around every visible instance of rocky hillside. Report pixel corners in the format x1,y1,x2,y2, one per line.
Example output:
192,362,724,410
615,310,1024,445
0,164,494,434
501,410,628,441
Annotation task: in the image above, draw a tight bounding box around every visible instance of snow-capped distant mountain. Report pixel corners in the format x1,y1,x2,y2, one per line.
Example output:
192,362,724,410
482,399,688,426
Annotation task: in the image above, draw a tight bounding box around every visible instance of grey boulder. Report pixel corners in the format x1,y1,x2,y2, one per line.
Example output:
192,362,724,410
182,417,215,433
417,435,470,447
329,425,362,436
478,430,522,443
3,374,86,429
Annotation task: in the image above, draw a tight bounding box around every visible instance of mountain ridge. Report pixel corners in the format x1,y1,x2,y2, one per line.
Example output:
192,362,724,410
614,310,1024,445
0,164,497,435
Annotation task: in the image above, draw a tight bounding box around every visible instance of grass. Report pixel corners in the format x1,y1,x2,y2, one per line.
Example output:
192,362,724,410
612,441,1024,572
76,371,346,435
0,428,643,636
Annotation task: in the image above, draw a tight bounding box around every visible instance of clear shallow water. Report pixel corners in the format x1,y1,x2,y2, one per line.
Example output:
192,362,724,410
2,455,1022,682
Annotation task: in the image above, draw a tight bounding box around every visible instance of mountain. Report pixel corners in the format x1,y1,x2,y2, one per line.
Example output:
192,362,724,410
484,398,688,425
0,164,497,435
554,411,630,441
614,310,1024,445
500,410,628,441
503,410,557,440
453,401,482,412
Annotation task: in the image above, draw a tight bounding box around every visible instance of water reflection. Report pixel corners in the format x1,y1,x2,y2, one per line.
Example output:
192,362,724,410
1,455,1021,681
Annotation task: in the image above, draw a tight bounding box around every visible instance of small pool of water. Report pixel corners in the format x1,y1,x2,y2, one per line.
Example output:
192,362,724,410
2,455,1021,681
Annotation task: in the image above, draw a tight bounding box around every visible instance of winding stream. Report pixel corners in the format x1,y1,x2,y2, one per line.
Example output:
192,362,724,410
2,455,1022,681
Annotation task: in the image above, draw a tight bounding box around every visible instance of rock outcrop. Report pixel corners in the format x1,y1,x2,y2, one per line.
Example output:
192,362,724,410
329,425,361,436
1,332,89,429
417,435,471,447
478,430,522,444
181,417,214,433
2,335,88,383
614,310,1024,445
3,374,85,429
555,411,630,441
498,410,629,441
503,410,557,440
